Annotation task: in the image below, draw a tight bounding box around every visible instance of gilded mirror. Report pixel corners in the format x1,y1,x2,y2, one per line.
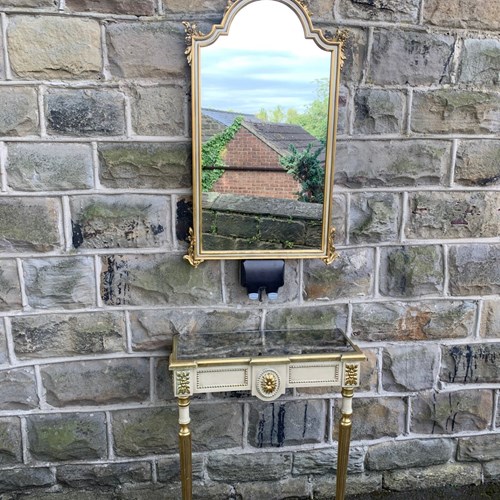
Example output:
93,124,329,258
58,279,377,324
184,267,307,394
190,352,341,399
183,0,347,267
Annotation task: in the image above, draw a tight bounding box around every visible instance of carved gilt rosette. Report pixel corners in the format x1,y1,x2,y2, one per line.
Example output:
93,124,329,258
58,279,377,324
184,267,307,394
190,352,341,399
257,369,280,399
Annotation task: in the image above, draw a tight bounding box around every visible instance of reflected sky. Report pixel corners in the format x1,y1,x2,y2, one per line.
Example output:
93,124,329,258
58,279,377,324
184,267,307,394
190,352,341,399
201,0,331,115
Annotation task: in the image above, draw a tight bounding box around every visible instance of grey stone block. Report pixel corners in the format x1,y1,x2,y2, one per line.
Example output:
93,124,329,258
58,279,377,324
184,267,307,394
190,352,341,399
70,195,170,250
481,301,500,338
424,0,500,30
339,27,368,85
235,477,309,500
349,192,400,244
46,89,126,136
338,0,420,22
366,438,453,471
383,344,440,391
293,446,366,475
157,454,204,482
458,39,500,87
65,0,155,15
23,257,95,309
106,22,185,78
303,248,373,300
0,321,7,365
154,358,174,401
0,87,38,136
455,140,500,187
368,30,454,85
0,259,22,311
56,462,152,488
380,245,444,297
411,390,492,434
100,254,222,306
0,468,54,493
0,417,22,465
12,312,126,359
351,301,475,341
457,433,500,462
335,397,406,440
353,89,405,134
411,90,500,134
312,472,382,498
98,142,191,189
131,85,185,136
407,192,500,239
383,462,482,491
448,244,500,296
441,343,500,384
207,452,292,481
0,0,55,6
484,460,500,481
6,142,94,191
27,413,107,461
7,16,101,79
334,140,451,188
0,198,60,253
247,400,326,448
41,358,150,407
162,0,227,14
0,368,38,410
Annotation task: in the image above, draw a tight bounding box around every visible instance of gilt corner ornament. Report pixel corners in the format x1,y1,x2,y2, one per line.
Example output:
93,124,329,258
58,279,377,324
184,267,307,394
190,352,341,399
334,28,349,70
182,21,203,66
183,227,204,268
257,370,280,398
176,371,191,395
322,226,339,265
344,364,359,386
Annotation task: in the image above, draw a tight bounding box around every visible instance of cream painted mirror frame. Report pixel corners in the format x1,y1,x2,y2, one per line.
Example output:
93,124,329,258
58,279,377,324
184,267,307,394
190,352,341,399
183,0,348,267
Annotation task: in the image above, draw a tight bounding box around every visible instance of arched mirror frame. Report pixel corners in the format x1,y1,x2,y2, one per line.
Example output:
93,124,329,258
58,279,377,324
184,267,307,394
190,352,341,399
183,0,348,267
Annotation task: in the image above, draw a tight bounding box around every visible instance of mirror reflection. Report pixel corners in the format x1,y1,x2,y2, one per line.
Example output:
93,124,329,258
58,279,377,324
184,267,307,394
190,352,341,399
199,0,333,252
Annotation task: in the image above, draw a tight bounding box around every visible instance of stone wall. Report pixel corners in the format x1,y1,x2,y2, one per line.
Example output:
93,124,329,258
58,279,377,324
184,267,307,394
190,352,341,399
0,0,498,498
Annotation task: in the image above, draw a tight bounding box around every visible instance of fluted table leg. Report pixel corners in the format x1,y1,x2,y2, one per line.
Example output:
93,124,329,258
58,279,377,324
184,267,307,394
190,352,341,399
336,387,354,500
178,396,192,500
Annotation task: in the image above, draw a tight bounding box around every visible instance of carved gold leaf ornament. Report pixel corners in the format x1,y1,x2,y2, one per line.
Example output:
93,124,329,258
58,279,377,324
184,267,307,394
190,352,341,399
261,372,278,394
296,0,312,16
322,226,339,265
334,28,349,70
183,227,204,268
182,21,203,66
344,364,359,386
176,371,191,395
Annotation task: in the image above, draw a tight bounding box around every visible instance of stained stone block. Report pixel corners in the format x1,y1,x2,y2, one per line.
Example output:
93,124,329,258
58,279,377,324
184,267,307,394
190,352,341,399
368,30,454,86
458,39,500,87
349,192,400,244
154,359,174,401
448,244,500,296
411,390,492,434
65,0,155,15
23,257,95,309
455,140,500,187
0,87,38,136
407,192,500,239
303,248,373,300
56,462,152,488
352,301,475,342
46,89,126,136
380,246,444,297
334,140,451,188
335,397,406,440
7,16,101,79
383,462,482,491
0,198,60,253
366,438,453,471
424,0,500,30
41,358,150,407
338,0,420,22
70,195,169,249
207,452,292,482
0,259,21,311
6,142,93,191
0,0,55,6
312,472,382,498
481,301,500,338
484,460,500,481
100,254,222,306
162,0,228,14
338,27,368,85
358,349,378,393
129,308,261,351
98,142,190,189
131,86,185,136
235,477,309,500
157,454,204,482
353,89,404,135
0,468,54,493
0,368,38,410
457,434,500,462
248,400,326,448
0,418,22,465
27,413,107,461
411,90,500,134
106,22,185,78
112,404,242,456
11,312,126,358
441,343,500,384
383,345,440,391
293,446,366,475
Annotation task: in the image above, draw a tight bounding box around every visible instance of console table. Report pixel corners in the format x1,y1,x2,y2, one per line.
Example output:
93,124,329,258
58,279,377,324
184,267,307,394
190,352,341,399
169,329,365,499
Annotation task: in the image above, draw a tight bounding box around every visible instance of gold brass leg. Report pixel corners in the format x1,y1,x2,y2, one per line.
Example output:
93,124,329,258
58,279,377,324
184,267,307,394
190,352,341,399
178,396,192,500
336,387,354,500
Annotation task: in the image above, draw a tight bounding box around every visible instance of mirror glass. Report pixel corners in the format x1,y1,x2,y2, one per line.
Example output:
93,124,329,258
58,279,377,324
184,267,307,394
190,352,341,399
188,0,341,262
